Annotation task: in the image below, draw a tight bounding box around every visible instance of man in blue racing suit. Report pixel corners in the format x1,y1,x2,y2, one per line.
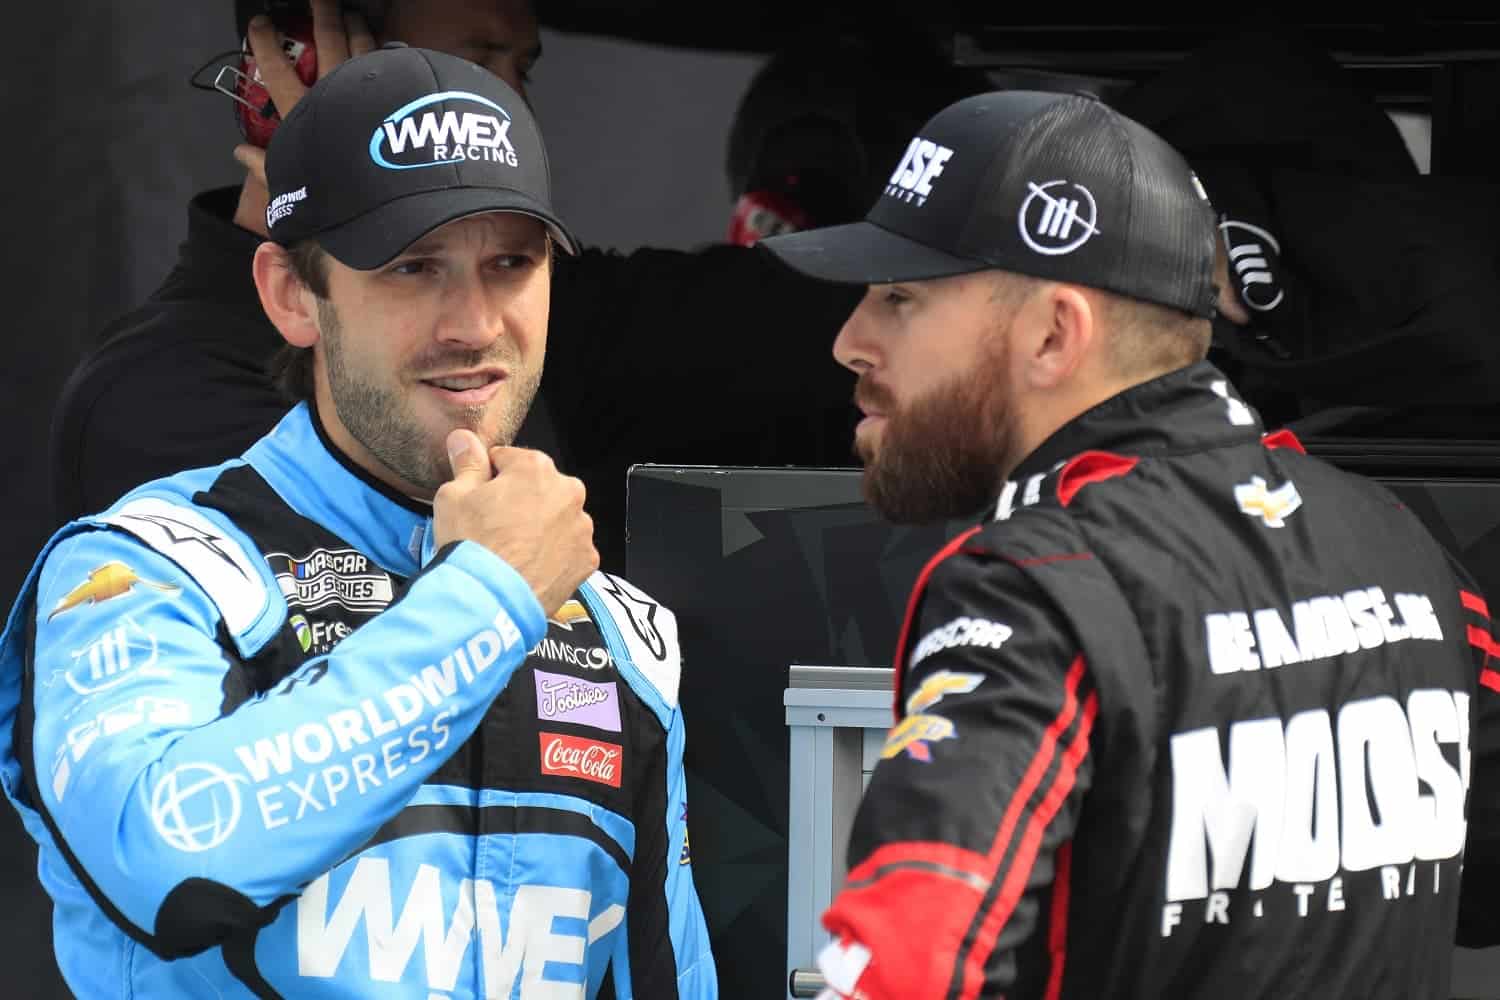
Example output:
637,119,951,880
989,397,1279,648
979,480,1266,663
0,44,716,998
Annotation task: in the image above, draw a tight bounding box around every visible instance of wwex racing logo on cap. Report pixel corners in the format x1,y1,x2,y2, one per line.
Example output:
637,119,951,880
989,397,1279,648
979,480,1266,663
1020,180,1099,256
370,91,520,170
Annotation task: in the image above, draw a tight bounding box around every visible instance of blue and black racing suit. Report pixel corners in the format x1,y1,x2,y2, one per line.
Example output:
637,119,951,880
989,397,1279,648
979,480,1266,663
0,403,717,998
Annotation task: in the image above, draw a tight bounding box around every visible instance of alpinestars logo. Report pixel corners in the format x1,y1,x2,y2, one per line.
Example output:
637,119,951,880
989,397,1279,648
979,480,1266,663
599,576,666,660
104,498,266,634
1019,180,1100,256
114,510,250,579
370,91,518,170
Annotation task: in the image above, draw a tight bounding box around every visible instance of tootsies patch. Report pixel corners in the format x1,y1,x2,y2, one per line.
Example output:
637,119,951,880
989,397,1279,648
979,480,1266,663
533,669,621,732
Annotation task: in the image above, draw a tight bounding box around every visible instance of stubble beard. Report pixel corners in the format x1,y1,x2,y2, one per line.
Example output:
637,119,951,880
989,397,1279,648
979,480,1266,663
318,297,540,492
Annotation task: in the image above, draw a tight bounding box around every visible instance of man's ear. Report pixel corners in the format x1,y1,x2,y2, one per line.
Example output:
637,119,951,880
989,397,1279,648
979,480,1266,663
252,242,321,348
1019,284,1096,391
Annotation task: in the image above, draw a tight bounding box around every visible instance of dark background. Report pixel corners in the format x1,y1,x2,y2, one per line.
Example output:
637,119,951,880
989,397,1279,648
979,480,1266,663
2,5,1498,997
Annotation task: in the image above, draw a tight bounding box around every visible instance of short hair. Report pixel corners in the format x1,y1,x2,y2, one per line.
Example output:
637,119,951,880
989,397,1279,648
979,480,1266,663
1097,290,1212,376
269,239,328,404
988,271,1210,377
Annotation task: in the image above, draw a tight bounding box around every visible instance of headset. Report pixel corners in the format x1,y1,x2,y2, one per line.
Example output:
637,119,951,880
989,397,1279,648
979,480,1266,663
193,2,381,148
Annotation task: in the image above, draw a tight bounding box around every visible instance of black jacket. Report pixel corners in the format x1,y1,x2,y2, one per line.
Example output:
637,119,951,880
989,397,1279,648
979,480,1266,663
818,362,1500,999
49,187,859,571
50,189,287,525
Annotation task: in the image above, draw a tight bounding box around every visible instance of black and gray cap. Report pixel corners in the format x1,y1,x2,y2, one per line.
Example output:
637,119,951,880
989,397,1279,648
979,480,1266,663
760,90,1218,317
263,43,577,269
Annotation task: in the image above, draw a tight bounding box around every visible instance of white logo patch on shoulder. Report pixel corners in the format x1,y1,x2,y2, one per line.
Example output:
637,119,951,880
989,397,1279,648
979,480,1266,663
591,572,680,708
104,498,267,634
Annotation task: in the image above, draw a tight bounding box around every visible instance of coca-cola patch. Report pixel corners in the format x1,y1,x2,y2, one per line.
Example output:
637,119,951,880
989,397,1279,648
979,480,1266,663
533,669,621,732
539,732,623,788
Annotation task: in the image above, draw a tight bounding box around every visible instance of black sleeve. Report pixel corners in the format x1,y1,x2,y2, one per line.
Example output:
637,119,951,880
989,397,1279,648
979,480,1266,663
820,551,1094,999
50,319,291,524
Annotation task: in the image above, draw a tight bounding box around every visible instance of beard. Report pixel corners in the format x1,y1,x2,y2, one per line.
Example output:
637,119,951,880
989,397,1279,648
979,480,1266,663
855,339,1015,525
318,297,540,492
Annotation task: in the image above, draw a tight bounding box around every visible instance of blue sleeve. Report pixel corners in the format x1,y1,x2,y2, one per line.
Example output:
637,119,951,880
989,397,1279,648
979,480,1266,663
664,706,718,998
23,528,546,957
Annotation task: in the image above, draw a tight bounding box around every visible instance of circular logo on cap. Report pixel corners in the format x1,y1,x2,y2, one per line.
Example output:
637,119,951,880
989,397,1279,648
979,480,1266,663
1019,180,1099,256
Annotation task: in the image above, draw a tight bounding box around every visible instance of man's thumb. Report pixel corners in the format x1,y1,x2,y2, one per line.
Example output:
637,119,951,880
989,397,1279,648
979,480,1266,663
446,429,492,480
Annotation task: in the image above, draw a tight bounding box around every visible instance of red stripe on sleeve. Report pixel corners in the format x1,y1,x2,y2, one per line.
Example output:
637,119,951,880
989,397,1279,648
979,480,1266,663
978,657,1086,869
846,841,991,887
891,526,983,718
960,689,1100,1000
1462,590,1491,619
1043,842,1074,1000
1481,669,1500,694
823,657,1091,1000
1469,624,1500,660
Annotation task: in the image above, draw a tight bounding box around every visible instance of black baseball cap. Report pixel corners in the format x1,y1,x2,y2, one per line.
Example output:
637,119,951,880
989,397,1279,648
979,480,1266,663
760,91,1218,317
264,43,577,269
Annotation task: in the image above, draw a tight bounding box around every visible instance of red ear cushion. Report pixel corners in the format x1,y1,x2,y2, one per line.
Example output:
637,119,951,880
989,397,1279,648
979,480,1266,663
235,14,319,149
726,189,812,247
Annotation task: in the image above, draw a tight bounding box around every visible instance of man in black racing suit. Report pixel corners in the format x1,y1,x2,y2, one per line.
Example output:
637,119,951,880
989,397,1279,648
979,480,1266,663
760,89,1500,999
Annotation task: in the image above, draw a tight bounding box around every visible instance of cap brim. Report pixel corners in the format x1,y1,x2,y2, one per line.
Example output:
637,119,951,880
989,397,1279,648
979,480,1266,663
317,187,579,270
758,220,984,285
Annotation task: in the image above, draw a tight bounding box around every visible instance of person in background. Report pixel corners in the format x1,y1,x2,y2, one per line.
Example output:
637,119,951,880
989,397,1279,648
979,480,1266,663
52,3,987,574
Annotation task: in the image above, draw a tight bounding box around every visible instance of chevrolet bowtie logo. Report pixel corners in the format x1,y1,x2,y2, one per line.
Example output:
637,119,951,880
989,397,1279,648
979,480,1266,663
1235,476,1302,528
905,670,984,715
880,713,956,763
549,600,591,630
48,562,180,621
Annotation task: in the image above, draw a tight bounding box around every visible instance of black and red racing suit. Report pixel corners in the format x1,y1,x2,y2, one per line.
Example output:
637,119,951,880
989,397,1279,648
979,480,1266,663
817,361,1500,1000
